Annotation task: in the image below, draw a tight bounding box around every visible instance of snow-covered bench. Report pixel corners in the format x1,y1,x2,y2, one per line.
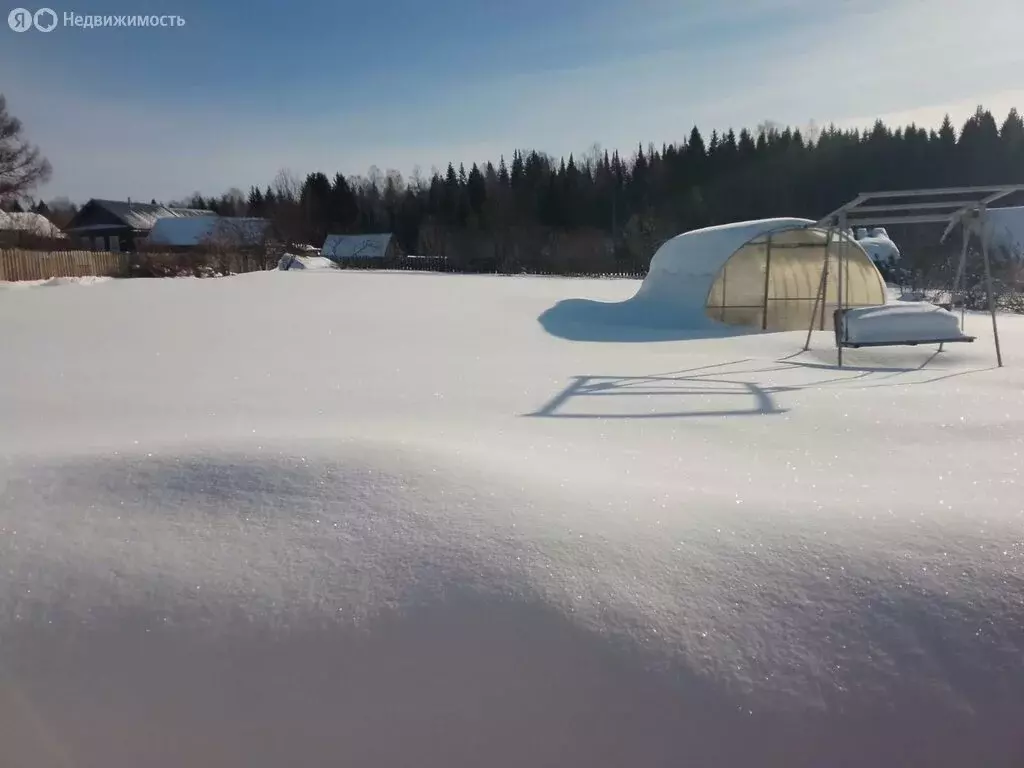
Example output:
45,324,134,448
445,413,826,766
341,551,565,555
834,303,975,349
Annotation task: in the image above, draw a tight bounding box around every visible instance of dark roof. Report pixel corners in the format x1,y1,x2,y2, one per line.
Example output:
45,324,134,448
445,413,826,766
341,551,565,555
76,199,214,231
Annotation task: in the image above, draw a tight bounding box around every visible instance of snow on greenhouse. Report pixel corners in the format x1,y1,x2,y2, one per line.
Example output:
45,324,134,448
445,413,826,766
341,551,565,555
630,218,886,332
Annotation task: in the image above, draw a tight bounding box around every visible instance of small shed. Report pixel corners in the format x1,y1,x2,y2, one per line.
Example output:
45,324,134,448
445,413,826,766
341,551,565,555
321,233,397,261
633,218,886,332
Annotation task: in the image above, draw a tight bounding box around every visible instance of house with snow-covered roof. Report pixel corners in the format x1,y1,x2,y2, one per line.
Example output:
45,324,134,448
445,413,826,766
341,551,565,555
0,211,67,243
65,199,213,252
321,233,398,261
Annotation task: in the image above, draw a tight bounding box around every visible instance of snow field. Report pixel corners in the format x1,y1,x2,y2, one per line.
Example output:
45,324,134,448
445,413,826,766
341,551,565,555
1,270,1022,767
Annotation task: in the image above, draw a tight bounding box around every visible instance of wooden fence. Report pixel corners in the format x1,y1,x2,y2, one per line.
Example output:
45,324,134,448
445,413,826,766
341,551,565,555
0,249,131,282
1,247,647,282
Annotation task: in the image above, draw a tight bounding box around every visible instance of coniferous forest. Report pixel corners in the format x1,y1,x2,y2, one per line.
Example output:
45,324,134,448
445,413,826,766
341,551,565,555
14,105,1024,281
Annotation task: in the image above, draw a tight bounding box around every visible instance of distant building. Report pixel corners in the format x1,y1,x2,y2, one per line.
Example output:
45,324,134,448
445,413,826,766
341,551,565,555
981,206,1024,260
0,211,66,243
320,233,398,261
144,215,272,250
64,199,213,252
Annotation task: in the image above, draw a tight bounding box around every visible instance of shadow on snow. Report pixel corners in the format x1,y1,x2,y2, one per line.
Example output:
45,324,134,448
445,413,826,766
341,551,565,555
537,297,756,343
526,355,994,420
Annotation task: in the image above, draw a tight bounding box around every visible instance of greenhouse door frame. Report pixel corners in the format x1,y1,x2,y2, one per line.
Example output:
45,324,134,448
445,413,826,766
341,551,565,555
804,184,1024,368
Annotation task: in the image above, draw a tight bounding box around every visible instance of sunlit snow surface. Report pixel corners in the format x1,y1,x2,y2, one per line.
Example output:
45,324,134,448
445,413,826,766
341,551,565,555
1,271,1023,767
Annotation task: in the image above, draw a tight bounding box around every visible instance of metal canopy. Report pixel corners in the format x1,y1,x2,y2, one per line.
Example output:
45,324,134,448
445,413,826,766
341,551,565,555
805,185,1024,368
818,184,1024,232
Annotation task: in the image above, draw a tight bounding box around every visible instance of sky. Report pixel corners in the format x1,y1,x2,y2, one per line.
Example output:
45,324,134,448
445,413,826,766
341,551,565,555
2,0,1024,203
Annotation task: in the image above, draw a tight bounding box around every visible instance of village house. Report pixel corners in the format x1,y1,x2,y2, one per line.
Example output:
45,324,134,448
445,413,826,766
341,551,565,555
320,233,399,261
64,199,213,252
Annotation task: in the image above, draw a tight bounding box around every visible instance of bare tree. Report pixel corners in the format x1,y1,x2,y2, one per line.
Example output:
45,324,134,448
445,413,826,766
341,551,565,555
44,196,77,228
0,95,52,205
220,187,246,216
409,165,425,193
582,142,603,175
196,216,277,274
367,165,384,192
385,169,405,194
803,119,822,147
756,119,782,140
271,168,301,204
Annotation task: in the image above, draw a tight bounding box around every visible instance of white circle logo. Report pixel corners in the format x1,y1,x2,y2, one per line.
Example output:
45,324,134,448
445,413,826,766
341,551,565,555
8,7,33,31
33,7,57,31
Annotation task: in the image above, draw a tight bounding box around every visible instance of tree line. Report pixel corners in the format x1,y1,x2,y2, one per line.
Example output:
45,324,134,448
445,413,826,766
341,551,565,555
164,106,1024,275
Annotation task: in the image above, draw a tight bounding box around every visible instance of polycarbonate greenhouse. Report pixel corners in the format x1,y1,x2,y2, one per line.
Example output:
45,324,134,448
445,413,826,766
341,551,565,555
633,218,887,332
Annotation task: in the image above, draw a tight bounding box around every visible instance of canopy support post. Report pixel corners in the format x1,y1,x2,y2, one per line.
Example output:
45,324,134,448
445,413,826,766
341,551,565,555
979,210,1003,367
819,229,831,331
761,234,773,331
837,211,847,368
952,223,970,329
720,264,728,322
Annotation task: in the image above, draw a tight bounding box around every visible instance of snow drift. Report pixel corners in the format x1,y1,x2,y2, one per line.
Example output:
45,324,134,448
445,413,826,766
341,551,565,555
0,275,114,289
1,270,1022,767
277,253,338,271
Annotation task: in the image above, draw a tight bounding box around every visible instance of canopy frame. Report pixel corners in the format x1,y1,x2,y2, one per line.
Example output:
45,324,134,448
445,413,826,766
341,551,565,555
804,185,1024,368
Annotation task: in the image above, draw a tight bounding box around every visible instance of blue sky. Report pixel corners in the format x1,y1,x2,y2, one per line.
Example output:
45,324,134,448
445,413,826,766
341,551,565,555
3,0,1023,202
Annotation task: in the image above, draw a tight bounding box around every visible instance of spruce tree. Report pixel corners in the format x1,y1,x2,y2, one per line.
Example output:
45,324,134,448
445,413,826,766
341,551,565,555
467,163,486,221
247,186,265,217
